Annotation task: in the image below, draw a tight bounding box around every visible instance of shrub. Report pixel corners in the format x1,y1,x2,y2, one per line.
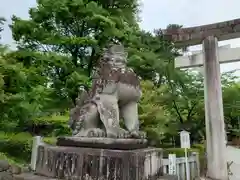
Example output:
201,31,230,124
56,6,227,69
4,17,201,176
0,131,32,164
163,147,200,158
43,137,57,145
192,144,205,154
32,114,71,136
0,152,24,166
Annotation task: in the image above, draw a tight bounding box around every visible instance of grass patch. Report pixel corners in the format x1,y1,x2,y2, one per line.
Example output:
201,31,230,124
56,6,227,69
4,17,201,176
0,152,25,167
43,137,57,145
0,131,32,165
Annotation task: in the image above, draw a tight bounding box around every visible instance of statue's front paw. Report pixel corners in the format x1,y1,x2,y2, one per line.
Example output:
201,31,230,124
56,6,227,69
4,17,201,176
130,131,146,139
139,131,146,139
75,128,106,137
106,130,118,138
87,128,106,137
106,127,130,138
117,129,131,139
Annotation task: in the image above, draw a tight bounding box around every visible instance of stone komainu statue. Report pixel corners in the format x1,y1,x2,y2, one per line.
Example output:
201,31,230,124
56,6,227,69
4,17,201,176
69,44,145,139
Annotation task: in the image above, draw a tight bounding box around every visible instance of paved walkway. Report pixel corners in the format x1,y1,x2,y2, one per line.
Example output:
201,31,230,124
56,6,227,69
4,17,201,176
227,146,240,180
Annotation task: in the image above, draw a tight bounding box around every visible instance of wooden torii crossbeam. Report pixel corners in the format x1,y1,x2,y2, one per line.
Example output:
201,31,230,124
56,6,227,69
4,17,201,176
163,18,240,180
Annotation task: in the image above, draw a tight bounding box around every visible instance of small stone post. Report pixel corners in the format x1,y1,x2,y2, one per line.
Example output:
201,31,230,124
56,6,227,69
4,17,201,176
192,152,200,178
30,136,43,171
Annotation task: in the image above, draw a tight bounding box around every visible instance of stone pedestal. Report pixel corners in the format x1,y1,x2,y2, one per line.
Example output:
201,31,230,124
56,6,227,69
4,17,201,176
35,143,163,180
57,137,148,150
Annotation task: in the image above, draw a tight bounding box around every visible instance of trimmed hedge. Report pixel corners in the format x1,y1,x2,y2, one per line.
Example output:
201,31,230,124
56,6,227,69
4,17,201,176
0,132,58,165
192,144,205,154
163,148,199,158
0,152,24,166
32,114,71,136
162,144,205,158
0,132,32,164
43,137,57,145
0,114,71,165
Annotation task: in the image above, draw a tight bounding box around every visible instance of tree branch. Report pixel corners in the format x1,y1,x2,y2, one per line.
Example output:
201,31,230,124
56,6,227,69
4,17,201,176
186,102,197,122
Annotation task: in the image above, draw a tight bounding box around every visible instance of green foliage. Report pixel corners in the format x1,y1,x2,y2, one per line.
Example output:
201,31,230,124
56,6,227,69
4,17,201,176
163,148,199,158
1,0,240,165
192,144,205,154
0,132,32,164
10,0,140,107
0,17,5,40
43,137,57,145
157,71,205,143
139,81,171,144
162,144,205,159
222,73,240,135
33,113,71,136
127,30,177,82
0,152,25,166
0,47,53,132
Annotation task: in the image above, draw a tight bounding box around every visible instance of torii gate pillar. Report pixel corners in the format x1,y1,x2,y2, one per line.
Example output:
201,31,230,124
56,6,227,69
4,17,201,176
202,36,227,179
162,18,240,179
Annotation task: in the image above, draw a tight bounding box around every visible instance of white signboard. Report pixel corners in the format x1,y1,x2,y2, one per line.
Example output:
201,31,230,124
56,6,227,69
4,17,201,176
180,130,191,180
168,154,177,175
180,130,190,149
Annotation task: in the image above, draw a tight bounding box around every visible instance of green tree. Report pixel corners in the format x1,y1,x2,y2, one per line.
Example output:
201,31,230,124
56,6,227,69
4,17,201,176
222,71,240,137
11,0,140,107
126,29,179,83
139,81,172,145
0,17,5,40
0,47,52,133
157,69,240,144
155,70,205,143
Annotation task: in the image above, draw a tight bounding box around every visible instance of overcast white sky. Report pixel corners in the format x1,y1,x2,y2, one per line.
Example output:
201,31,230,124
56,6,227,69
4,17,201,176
1,0,240,74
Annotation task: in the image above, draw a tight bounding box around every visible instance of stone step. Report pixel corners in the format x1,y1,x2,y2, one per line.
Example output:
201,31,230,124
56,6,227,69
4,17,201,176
14,173,56,180
14,173,178,180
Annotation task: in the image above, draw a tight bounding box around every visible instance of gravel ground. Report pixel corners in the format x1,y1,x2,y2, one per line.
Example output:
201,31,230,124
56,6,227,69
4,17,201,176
227,146,240,180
